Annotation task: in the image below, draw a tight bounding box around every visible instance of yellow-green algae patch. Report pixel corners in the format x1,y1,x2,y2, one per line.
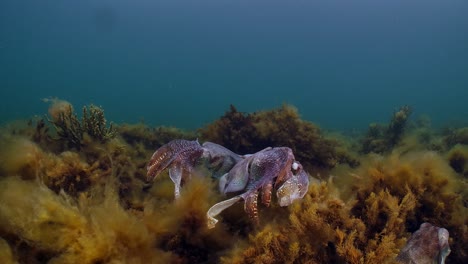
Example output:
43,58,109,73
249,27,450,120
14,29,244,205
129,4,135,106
222,150,467,263
0,237,16,264
0,177,172,263
0,103,466,263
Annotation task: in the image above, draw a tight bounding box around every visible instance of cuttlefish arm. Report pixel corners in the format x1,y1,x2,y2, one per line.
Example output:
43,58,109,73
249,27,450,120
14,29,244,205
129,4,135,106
147,139,204,198
207,195,243,229
147,139,202,180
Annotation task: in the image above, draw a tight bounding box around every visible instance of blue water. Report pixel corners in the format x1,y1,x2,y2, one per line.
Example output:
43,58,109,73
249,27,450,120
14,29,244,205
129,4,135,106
1,0,467,131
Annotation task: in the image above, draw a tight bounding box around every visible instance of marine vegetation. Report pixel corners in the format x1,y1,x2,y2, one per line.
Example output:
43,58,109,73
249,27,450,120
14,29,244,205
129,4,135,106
45,98,116,150
117,123,196,151
447,144,468,178
361,105,413,154
444,127,468,148
0,102,466,263
222,150,467,263
199,104,359,173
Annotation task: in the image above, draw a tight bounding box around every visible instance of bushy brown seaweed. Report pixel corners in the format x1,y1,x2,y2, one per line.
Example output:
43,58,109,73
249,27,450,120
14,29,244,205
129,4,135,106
0,177,174,263
198,105,257,154
117,123,196,151
447,144,468,178
220,181,409,264
0,237,14,264
0,103,467,263
340,151,467,263
47,102,116,150
444,127,468,148
221,150,467,263
362,105,413,154
200,104,359,172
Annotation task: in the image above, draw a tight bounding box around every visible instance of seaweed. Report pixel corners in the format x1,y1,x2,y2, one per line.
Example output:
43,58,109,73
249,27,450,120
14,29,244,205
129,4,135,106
48,103,116,150
1,102,467,263
444,127,468,148
117,123,196,151
200,104,359,172
447,144,468,178
253,105,356,170
0,136,44,180
222,150,467,263
198,105,257,154
0,237,15,264
361,106,413,154
145,176,236,264
345,151,467,263
220,181,406,264
386,105,413,147
0,177,173,263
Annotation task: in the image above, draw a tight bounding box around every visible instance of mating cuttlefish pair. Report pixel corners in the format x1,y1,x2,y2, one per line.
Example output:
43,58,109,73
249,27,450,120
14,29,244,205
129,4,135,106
146,140,453,263
146,139,309,229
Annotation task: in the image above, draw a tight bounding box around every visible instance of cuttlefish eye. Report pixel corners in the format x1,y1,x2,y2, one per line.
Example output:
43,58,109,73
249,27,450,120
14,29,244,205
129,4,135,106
276,169,309,207
292,162,299,170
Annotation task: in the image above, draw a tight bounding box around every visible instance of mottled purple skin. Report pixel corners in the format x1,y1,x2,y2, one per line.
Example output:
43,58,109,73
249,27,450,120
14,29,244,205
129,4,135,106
396,223,451,264
147,140,242,198
216,147,309,224
146,140,311,228
220,148,293,194
147,139,203,180
147,139,204,198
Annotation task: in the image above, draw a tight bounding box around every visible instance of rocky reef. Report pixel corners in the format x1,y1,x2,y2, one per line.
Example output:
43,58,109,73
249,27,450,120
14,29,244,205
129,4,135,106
0,103,466,263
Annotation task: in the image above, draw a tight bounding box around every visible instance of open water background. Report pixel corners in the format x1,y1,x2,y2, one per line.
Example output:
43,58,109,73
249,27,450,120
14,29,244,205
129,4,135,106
1,0,467,131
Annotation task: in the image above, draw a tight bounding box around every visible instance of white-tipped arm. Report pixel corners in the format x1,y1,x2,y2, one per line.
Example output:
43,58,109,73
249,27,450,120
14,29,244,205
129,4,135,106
206,196,242,229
